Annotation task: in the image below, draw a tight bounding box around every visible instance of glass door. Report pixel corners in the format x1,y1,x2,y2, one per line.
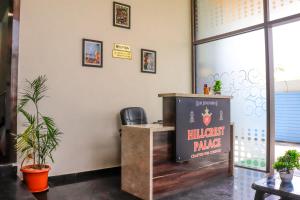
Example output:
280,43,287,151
196,30,267,170
194,0,267,171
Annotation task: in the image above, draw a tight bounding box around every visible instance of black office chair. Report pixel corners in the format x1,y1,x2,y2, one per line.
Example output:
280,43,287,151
120,107,148,125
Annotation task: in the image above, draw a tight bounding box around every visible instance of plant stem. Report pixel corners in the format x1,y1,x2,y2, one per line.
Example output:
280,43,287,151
35,102,41,167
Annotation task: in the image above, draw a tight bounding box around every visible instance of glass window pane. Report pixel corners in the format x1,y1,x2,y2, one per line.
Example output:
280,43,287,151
195,0,264,40
195,30,267,170
273,21,300,144
273,21,300,82
270,0,300,20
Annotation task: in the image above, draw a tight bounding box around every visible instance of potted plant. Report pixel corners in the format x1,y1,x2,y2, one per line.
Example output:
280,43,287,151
213,80,222,95
273,150,300,183
16,75,62,193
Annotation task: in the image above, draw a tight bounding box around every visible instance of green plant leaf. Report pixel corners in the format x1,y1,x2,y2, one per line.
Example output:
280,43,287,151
273,150,300,171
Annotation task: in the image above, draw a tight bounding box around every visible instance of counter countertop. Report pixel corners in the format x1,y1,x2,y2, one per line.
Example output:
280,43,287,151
122,124,175,132
158,93,232,99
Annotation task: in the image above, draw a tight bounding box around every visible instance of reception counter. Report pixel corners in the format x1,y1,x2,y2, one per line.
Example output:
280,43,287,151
121,93,233,200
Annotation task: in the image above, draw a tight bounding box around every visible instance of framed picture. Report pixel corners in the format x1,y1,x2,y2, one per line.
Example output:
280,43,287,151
113,2,131,29
141,49,156,74
82,39,103,68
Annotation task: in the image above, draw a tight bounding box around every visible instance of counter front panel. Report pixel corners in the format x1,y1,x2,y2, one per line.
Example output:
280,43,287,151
175,97,230,162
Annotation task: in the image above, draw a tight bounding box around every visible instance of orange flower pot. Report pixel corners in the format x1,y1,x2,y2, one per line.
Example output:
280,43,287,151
21,165,51,193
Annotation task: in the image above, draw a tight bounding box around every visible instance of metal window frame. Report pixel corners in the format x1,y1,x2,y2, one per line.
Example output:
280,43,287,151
191,0,300,173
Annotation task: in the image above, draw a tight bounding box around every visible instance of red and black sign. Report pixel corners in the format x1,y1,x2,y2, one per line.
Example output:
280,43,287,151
175,97,230,162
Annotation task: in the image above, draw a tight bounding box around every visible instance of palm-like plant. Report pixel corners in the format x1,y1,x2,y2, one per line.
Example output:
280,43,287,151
17,75,62,169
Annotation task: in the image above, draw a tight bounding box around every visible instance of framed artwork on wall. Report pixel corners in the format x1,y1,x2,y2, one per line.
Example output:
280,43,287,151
141,49,156,74
82,39,103,68
113,2,131,29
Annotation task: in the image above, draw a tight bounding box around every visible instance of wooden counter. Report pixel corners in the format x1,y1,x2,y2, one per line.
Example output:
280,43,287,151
122,124,175,132
121,124,175,200
121,124,233,200
121,94,233,200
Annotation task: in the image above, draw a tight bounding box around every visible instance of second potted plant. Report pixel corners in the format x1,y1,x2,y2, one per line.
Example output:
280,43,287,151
273,150,300,183
17,75,62,193
213,80,222,95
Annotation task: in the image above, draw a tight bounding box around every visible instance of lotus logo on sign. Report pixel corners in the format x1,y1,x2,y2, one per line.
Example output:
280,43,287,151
202,107,212,126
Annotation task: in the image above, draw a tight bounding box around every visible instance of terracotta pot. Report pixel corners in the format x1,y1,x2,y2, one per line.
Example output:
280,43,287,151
21,165,50,193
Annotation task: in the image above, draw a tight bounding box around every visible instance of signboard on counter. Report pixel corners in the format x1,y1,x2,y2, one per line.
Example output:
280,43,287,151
112,43,132,60
175,97,230,162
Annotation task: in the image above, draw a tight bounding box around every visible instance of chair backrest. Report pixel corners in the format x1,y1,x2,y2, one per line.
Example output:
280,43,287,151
120,107,148,125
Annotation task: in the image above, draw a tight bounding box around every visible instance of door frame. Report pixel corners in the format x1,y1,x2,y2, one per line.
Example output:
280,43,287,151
4,0,20,164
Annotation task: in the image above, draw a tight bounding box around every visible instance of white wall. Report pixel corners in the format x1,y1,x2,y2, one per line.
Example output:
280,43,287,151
18,0,191,176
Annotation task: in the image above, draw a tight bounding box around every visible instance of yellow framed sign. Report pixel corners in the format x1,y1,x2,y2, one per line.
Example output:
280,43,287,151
112,50,132,60
112,43,132,60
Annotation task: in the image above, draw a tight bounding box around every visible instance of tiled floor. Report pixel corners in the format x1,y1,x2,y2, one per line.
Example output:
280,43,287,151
34,175,138,200
0,177,36,200
1,144,298,200
161,168,265,200
0,167,285,200
32,168,268,200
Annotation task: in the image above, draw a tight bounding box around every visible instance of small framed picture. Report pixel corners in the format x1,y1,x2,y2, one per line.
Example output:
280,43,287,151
82,39,103,68
141,49,156,74
113,2,131,29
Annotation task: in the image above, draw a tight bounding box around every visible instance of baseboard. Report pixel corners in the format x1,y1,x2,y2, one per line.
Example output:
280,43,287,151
48,167,121,187
0,164,17,179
